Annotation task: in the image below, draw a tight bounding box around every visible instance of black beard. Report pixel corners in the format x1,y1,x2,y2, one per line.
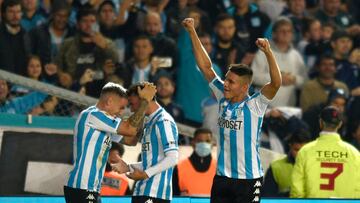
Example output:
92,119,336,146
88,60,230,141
218,37,233,44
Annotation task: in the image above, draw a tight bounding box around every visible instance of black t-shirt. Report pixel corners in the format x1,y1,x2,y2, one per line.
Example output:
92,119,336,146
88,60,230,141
214,41,246,74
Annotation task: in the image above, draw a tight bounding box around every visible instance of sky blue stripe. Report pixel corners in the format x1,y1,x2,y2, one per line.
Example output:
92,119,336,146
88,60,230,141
213,78,224,91
91,111,118,129
244,105,253,179
67,110,89,186
256,117,263,176
165,168,173,199
144,126,159,196
88,132,106,190
97,143,110,191
76,128,95,188
157,171,166,198
171,122,179,144
217,126,225,176
230,109,238,178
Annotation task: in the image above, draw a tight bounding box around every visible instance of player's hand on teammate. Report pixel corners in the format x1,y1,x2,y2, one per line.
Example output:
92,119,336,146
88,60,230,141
182,18,195,32
256,38,271,54
126,167,149,181
138,82,157,102
111,159,130,174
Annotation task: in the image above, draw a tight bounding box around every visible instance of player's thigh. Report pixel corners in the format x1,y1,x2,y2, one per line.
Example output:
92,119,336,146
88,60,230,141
64,186,100,203
235,177,263,203
210,175,233,203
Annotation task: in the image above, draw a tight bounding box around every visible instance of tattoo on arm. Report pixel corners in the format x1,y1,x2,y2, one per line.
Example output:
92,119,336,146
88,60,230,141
128,100,148,128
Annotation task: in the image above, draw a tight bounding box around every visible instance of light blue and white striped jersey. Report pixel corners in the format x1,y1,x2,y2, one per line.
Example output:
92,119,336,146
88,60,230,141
209,77,271,179
66,106,122,192
133,107,179,200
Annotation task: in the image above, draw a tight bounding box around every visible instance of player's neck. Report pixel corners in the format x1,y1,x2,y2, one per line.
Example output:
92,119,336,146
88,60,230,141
230,94,248,104
146,102,160,116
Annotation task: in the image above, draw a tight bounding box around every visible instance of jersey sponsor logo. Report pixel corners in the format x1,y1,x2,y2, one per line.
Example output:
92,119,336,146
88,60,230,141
316,150,348,162
218,117,242,130
142,142,150,151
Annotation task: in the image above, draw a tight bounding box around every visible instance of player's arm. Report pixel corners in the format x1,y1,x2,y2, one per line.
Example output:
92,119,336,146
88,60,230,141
182,18,216,82
121,117,145,146
117,83,156,137
257,38,282,100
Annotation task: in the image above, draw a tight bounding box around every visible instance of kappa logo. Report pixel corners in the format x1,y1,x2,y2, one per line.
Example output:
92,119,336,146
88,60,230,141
254,181,262,187
253,188,260,195
86,194,95,200
252,196,259,202
145,199,153,203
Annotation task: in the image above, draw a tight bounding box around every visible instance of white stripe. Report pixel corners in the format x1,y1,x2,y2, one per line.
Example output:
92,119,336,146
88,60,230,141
73,125,91,187
94,135,106,190
251,115,260,178
237,121,245,179
223,127,231,177
81,131,100,189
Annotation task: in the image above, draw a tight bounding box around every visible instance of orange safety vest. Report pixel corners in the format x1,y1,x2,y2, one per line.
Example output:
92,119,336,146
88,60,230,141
177,157,216,196
100,171,128,196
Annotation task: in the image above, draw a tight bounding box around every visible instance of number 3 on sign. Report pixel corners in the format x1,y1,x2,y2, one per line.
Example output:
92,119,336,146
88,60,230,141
320,162,343,190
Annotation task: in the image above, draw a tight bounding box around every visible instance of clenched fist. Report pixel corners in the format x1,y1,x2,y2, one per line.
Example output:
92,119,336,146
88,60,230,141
256,38,271,54
182,18,195,32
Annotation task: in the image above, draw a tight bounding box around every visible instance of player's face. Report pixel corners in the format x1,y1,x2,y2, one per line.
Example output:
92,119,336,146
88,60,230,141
128,94,141,112
289,143,306,158
223,71,248,102
108,95,128,117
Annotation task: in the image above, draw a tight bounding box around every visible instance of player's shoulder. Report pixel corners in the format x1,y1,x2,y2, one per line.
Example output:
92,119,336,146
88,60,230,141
339,141,360,156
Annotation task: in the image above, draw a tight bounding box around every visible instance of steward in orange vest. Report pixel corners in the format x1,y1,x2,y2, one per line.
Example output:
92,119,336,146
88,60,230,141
101,163,129,196
173,128,216,196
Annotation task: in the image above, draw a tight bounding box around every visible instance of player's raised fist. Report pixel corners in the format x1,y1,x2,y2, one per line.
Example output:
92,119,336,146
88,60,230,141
182,18,195,32
256,38,271,53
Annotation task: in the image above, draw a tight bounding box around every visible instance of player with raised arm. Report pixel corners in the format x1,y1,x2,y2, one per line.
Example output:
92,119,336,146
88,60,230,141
182,18,282,203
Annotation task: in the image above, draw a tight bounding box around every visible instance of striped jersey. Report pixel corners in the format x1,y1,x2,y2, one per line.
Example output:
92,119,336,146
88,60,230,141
209,77,271,179
133,107,179,200
66,106,122,192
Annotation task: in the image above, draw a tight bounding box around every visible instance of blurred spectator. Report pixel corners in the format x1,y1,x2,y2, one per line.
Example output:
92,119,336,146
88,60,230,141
291,106,360,198
29,95,59,116
300,54,348,112
10,55,59,97
0,0,30,76
101,142,129,196
175,29,222,125
331,31,359,91
226,0,271,54
0,79,47,114
117,35,161,88
97,0,135,63
201,93,218,140
143,11,178,73
256,0,287,22
165,0,190,38
155,72,184,123
302,88,348,138
20,0,46,31
54,6,118,88
251,17,307,107
172,128,216,196
348,120,360,151
263,129,311,197
28,0,75,65
213,13,246,73
280,0,308,44
315,0,360,37
297,17,323,69
261,107,308,153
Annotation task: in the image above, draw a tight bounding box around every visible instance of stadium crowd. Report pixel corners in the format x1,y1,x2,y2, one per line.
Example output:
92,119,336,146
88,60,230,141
0,0,360,199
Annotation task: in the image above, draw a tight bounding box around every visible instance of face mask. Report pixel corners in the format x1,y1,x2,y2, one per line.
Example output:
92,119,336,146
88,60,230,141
195,142,212,157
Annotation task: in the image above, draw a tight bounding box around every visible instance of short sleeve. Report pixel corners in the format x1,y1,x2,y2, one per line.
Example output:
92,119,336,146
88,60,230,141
246,92,271,116
156,120,178,153
87,111,121,134
209,77,224,102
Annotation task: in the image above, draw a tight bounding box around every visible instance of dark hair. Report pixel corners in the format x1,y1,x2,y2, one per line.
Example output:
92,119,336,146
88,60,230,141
288,129,311,144
301,17,319,35
228,64,253,80
320,106,343,128
100,82,127,98
133,34,153,46
1,0,21,21
315,54,335,67
215,13,234,25
198,32,211,39
76,4,97,22
111,142,125,157
98,0,115,13
272,16,293,33
127,82,156,101
194,128,213,138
